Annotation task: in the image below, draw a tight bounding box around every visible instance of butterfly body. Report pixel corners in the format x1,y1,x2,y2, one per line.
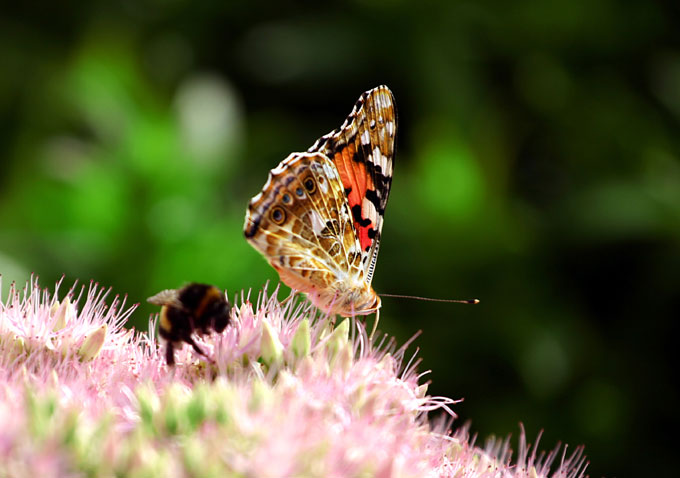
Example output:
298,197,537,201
245,86,396,318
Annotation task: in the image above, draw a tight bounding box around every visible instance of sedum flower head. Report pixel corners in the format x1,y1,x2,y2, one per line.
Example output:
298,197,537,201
0,277,589,477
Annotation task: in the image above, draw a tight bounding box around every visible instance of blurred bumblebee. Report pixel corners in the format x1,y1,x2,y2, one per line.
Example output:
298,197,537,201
147,283,231,366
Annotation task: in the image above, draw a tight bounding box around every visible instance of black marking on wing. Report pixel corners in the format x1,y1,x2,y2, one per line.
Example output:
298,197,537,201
351,205,372,227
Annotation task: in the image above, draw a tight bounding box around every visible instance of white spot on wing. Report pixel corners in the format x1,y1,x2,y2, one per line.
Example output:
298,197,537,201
362,199,378,224
250,191,263,204
322,163,338,181
309,210,325,235
318,175,329,194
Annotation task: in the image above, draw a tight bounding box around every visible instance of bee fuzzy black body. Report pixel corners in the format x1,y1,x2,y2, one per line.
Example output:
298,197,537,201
148,283,231,366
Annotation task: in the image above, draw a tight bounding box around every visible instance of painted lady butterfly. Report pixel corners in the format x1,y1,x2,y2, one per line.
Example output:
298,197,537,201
244,85,396,320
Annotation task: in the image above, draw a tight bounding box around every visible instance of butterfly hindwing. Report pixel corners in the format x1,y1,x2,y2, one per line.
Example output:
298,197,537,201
244,153,364,297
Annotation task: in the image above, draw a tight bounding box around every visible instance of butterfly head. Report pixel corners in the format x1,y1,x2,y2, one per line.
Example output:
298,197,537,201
350,286,381,316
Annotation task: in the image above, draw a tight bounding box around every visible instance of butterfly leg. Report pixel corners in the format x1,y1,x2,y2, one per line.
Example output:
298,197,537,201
369,308,380,341
279,290,298,308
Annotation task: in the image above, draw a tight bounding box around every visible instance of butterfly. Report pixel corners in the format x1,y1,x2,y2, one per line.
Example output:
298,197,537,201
244,85,396,323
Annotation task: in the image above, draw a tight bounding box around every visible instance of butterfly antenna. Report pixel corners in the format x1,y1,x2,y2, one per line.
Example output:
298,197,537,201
380,293,480,305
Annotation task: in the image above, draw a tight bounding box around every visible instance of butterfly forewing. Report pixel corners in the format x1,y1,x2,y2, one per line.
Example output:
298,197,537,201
308,86,396,284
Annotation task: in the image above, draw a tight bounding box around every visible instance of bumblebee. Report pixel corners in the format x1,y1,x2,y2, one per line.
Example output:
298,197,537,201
147,283,231,366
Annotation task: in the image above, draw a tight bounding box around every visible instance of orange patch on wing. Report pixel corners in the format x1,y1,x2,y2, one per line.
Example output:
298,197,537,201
333,144,376,251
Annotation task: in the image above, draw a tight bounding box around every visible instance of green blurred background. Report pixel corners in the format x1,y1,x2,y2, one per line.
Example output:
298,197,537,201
1,1,679,476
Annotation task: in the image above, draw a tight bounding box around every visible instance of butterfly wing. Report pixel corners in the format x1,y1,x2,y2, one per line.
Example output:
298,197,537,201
244,152,368,312
308,85,396,284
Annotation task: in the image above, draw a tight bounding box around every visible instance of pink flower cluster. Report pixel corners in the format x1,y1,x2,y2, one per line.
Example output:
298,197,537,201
0,277,588,477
